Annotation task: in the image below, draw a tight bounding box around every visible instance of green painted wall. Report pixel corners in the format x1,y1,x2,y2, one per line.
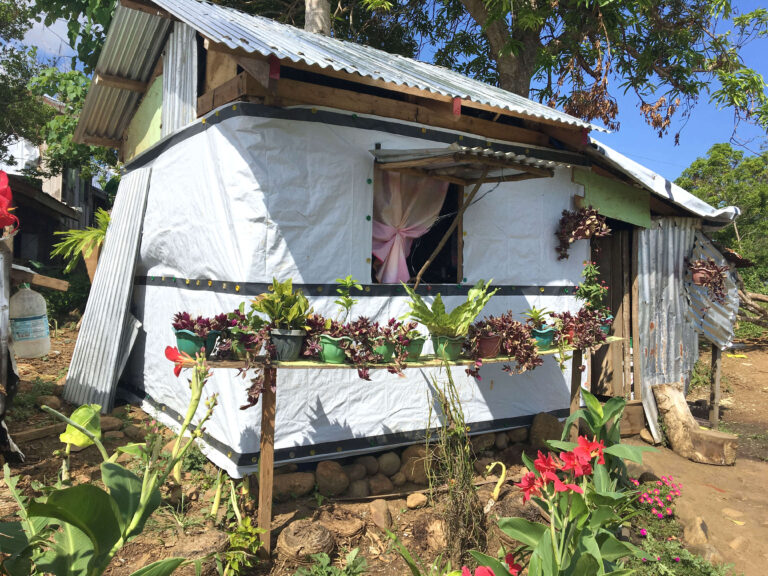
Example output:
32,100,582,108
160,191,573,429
573,169,651,228
124,75,163,161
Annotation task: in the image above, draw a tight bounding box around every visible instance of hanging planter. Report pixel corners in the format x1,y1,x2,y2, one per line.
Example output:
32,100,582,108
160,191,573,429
555,207,611,260
688,258,729,304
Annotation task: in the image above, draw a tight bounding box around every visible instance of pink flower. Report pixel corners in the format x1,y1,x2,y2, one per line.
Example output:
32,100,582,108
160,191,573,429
674,557,680,562
666,508,672,515
461,567,494,576
640,528,647,536
657,513,664,519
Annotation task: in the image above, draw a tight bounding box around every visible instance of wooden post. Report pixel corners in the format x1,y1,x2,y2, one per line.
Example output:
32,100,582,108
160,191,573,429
569,348,584,442
631,228,642,400
709,344,721,429
621,231,632,398
257,366,277,558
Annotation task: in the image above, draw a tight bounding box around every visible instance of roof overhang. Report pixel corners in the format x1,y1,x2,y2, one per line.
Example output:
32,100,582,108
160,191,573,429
371,143,583,186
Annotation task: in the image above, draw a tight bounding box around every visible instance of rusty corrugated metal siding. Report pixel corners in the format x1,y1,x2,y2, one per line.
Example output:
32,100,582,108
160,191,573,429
637,217,699,441
685,232,739,350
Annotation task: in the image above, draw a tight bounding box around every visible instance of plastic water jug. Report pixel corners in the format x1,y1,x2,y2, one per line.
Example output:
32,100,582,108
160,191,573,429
10,285,51,358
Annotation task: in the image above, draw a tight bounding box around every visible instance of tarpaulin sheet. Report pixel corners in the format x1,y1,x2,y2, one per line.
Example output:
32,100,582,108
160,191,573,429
126,111,590,477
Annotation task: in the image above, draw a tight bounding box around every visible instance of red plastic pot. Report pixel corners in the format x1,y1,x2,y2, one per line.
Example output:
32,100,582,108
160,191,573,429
477,334,502,358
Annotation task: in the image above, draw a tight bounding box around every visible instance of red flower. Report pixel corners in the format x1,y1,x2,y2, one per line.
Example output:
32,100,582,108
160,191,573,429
534,450,560,475
165,346,194,377
515,471,544,502
560,450,592,477
543,470,583,494
0,171,19,233
461,567,494,576
504,553,522,575
574,436,605,465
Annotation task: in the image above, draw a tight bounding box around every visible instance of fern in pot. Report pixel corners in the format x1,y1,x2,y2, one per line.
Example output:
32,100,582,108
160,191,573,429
252,278,310,361
402,280,498,361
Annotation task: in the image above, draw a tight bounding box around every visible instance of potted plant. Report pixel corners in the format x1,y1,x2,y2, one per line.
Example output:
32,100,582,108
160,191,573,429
394,322,426,362
524,306,556,349
402,280,498,361
555,207,611,260
252,278,311,361
466,318,502,359
171,312,227,357
688,258,729,304
575,261,613,334
551,308,608,369
217,305,268,359
465,313,543,377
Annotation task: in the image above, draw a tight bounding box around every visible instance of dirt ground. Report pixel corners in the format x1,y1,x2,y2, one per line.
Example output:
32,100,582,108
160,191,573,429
2,328,768,575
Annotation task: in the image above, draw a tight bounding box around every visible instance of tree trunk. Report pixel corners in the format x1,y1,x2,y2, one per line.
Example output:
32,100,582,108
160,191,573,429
305,0,330,35
460,0,541,96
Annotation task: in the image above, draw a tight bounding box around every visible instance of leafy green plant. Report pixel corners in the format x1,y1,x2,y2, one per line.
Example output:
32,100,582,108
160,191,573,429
334,275,363,322
214,480,263,576
252,278,310,330
50,208,110,274
293,548,367,576
403,280,498,338
524,306,553,330
575,262,610,315
552,386,652,487
0,349,216,576
472,437,641,575
386,532,461,576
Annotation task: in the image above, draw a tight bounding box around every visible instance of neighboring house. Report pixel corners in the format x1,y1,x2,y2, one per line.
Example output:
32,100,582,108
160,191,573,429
64,0,740,477
0,133,109,263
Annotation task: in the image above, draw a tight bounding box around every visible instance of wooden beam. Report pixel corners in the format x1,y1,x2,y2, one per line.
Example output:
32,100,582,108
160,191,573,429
569,349,584,442
631,228,642,399
380,166,469,187
81,135,122,149
709,345,721,429
94,73,148,93
457,186,464,284
119,0,173,18
454,154,555,178
257,367,276,558
10,269,69,291
621,230,632,398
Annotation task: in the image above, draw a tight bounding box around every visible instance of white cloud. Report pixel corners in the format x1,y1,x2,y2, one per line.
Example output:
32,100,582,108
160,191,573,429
23,18,76,61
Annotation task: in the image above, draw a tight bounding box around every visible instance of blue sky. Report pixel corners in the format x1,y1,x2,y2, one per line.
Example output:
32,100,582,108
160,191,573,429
23,3,767,182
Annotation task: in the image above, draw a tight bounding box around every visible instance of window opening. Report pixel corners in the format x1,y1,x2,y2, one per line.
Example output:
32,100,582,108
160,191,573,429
371,167,460,284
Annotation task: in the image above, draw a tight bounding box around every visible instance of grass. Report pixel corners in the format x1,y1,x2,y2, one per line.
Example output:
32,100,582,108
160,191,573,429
688,360,730,394
6,378,57,424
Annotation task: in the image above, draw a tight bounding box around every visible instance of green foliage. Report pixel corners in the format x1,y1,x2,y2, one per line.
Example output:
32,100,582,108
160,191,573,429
385,532,461,576
181,440,209,474
403,279,498,338
554,387,652,486
216,517,263,576
334,275,362,322
27,68,119,185
0,1,54,164
37,265,91,322
293,548,367,576
575,262,609,314
252,278,310,330
5,378,55,423
626,534,734,576
0,356,217,576
50,208,110,274
524,306,553,330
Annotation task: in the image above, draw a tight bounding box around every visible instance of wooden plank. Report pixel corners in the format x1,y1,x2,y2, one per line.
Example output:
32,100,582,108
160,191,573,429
120,0,173,18
621,230,632,398
709,345,721,429
609,232,625,397
456,187,464,284
206,50,239,94
94,73,148,93
377,166,470,187
619,399,645,437
569,348,584,442
257,366,276,558
202,41,590,137
10,269,69,291
81,135,122,149
631,228,642,399
13,423,67,443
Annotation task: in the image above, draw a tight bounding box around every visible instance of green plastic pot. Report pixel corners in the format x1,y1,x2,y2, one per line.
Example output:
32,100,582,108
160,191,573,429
532,327,556,350
174,329,220,357
319,334,351,364
431,335,464,361
405,336,426,362
373,339,395,362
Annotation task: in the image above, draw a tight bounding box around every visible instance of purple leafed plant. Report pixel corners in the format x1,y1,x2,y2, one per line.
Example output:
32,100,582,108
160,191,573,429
172,311,225,338
555,207,611,260
688,258,729,304
464,313,543,378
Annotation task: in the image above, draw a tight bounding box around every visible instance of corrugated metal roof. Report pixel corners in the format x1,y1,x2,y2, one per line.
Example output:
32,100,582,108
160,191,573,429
587,138,740,226
685,232,739,350
64,168,152,412
74,5,172,143
371,143,581,171
152,0,598,130
162,22,198,136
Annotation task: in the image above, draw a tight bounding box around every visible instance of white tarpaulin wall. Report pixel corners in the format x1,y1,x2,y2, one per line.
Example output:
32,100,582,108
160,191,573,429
122,108,590,477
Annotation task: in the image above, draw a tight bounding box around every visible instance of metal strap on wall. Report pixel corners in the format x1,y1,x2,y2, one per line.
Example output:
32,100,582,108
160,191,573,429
162,22,197,137
64,168,152,412
637,217,698,442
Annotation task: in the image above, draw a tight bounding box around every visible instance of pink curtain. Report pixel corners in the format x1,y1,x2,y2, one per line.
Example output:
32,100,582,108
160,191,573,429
372,171,448,283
